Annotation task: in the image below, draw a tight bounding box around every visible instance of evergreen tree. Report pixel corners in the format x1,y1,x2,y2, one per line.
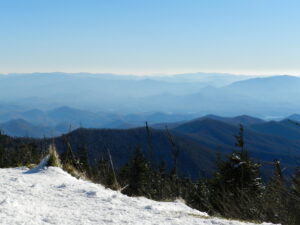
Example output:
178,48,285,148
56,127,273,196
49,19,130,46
60,137,76,166
291,169,300,200
77,145,89,173
121,147,151,197
0,143,5,168
156,159,167,199
28,142,40,164
263,160,287,223
290,169,300,225
188,179,211,213
209,125,263,220
93,156,116,189
165,127,179,177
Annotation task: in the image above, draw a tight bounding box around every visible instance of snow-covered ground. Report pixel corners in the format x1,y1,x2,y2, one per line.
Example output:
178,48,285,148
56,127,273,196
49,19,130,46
0,166,275,225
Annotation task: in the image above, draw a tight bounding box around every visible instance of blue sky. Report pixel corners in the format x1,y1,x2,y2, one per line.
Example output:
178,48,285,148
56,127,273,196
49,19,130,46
0,0,300,75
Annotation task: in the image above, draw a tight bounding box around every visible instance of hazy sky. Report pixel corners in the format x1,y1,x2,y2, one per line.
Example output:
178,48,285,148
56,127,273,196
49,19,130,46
1,0,300,75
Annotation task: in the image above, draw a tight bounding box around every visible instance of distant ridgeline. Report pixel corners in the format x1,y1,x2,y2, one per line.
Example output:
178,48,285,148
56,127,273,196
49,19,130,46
2,73,300,116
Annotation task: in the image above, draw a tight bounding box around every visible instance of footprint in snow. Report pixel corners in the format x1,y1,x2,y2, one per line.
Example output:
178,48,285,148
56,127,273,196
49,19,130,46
76,189,97,197
57,184,67,189
10,177,18,182
86,191,97,197
30,183,41,188
144,205,153,210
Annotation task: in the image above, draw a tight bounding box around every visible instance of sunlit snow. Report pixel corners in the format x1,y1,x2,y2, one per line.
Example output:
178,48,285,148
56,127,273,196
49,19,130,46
0,166,275,225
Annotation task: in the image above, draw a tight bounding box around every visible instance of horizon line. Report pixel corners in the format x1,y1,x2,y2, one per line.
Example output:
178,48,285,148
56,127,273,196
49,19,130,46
1,70,300,77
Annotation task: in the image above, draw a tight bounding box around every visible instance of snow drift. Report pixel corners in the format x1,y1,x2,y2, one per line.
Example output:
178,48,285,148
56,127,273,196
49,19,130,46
0,166,275,225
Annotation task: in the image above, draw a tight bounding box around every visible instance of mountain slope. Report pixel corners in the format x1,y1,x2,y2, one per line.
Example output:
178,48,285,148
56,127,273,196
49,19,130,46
249,119,300,140
227,75,300,91
288,114,300,122
54,128,216,179
0,119,56,137
198,115,265,126
152,114,264,130
0,166,274,225
171,119,300,177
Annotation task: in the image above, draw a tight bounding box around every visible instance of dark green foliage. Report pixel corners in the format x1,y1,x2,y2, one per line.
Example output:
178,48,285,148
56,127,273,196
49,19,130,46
188,179,211,213
120,147,151,197
289,169,300,225
165,128,180,176
77,145,90,173
0,143,5,167
262,161,291,224
0,133,44,168
60,137,76,166
208,152,263,219
92,156,116,188
259,161,300,225
208,125,263,220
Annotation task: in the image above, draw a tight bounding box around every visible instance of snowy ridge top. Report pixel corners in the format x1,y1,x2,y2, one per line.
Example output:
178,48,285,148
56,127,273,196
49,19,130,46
0,167,276,225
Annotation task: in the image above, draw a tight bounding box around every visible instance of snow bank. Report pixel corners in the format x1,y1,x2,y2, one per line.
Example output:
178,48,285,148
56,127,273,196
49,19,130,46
0,167,275,225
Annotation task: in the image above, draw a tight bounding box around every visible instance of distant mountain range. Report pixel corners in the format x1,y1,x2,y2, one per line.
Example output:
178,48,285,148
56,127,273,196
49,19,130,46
153,114,265,129
1,106,300,138
2,73,300,117
0,106,200,137
0,119,71,138
140,75,300,116
0,72,247,113
2,109,300,180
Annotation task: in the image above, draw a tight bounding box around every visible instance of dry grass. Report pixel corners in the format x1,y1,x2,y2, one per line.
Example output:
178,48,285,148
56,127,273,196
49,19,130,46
63,163,85,179
47,144,62,167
